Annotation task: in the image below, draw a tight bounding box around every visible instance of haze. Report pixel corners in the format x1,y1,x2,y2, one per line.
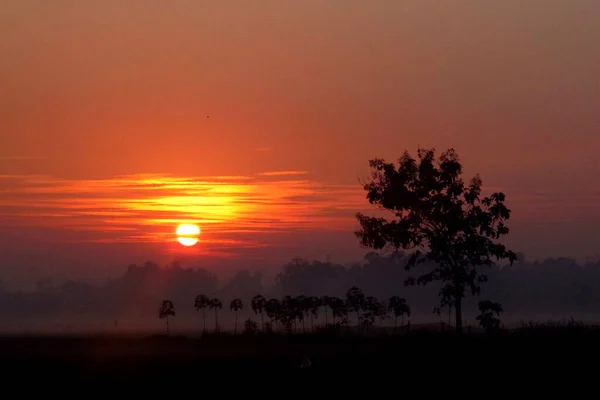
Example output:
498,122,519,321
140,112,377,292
1,0,599,290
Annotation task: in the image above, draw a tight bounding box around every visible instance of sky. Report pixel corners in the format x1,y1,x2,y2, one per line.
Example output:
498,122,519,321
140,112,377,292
1,0,599,288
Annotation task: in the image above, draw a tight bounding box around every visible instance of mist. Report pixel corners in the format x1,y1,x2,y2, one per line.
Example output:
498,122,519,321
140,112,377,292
2,252,599,334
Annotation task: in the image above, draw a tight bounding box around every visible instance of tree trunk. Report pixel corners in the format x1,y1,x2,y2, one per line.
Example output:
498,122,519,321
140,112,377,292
214,309,219,333
455,295,463,334
325,308,328,325
166,316,169,335
261,313,264,332
202,309,206,334
234,310,238,334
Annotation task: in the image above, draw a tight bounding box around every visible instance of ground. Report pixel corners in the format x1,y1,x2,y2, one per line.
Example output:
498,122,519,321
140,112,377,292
2,325,597,385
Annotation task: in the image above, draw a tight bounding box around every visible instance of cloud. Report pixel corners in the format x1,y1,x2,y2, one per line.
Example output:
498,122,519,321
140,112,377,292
257,171,309,177
5,171,591,256
0,173,367,249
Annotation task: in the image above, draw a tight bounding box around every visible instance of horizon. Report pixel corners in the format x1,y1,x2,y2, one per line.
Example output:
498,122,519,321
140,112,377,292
3,253,600,335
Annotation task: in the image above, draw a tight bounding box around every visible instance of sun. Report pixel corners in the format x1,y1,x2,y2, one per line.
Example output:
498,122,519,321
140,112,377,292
176,224,200,247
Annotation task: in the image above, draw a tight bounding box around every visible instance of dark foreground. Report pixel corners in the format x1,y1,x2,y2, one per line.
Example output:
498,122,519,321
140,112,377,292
2,328,598,384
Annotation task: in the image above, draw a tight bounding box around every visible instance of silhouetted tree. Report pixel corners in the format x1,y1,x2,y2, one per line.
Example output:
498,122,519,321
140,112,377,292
439,285,454,328
388,296,411,332
376,300,388,325
277,296,294,333
361,296,381,333
158,300,176,335
209,298,222,332
251,295,267,331
356,148,517,333
243,318,258,336
433,306,443,330
346,287,365,325
321,295,331,325
265,298,281,331
194,294,210,333
329,296,347,325
230,298,244,333
299,296,311,332
306,296,321,331
476,300,503,333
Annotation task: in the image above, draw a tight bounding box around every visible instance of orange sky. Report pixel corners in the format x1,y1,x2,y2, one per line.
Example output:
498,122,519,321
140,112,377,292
1,1,599,288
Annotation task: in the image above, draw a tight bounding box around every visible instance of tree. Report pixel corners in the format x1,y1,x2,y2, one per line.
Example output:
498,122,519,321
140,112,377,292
209,298,222,332
230,298,244,334
328,296,347,325
264,298,281,331
194,294,210,333
321,295,331,325
281,295,302,333
476,300,504,333
388,296,411,332
439,285,454,327
307,296,321,331
361,296,381,333
356,148,517,333
158,300,176,335
346,287,365,325
251,295,267,331
243,319,258,336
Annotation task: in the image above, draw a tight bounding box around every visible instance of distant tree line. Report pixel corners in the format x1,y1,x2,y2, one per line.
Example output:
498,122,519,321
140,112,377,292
2,253,594,330
158,285,506,335
159,286,414,335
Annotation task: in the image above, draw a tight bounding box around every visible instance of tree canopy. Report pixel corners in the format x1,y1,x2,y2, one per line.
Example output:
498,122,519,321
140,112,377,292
355,148,516,333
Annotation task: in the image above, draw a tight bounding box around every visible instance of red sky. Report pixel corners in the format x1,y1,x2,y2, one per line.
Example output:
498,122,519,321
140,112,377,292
1,1,599,288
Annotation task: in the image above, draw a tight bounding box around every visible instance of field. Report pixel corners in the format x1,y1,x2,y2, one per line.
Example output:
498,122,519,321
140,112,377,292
2,321,597,384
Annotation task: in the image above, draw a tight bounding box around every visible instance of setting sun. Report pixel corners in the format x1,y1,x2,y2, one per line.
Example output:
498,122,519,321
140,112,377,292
176,224,200,247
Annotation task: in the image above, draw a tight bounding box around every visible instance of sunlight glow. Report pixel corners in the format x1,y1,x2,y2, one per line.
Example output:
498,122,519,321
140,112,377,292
176,223,200,247
177,237,199,247
176,223,200,236
0,173,366,250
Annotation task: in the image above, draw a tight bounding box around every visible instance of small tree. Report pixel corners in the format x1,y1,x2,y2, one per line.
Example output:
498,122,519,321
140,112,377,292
388,296,411,332
290,295,306,333
251,295,267,331
159,300,176,335
194,294,210,333
476,300,504,333
346,287,365,325
264,298,281,331
321,295,331,325
243,319,258,336
356,148,516,333
328,297,347,325
209,298,223,333
361,296,381,334
230,298,244,334
307,296,321,331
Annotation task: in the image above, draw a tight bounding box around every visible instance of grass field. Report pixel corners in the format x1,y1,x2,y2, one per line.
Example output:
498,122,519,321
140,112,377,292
2,321,598,384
